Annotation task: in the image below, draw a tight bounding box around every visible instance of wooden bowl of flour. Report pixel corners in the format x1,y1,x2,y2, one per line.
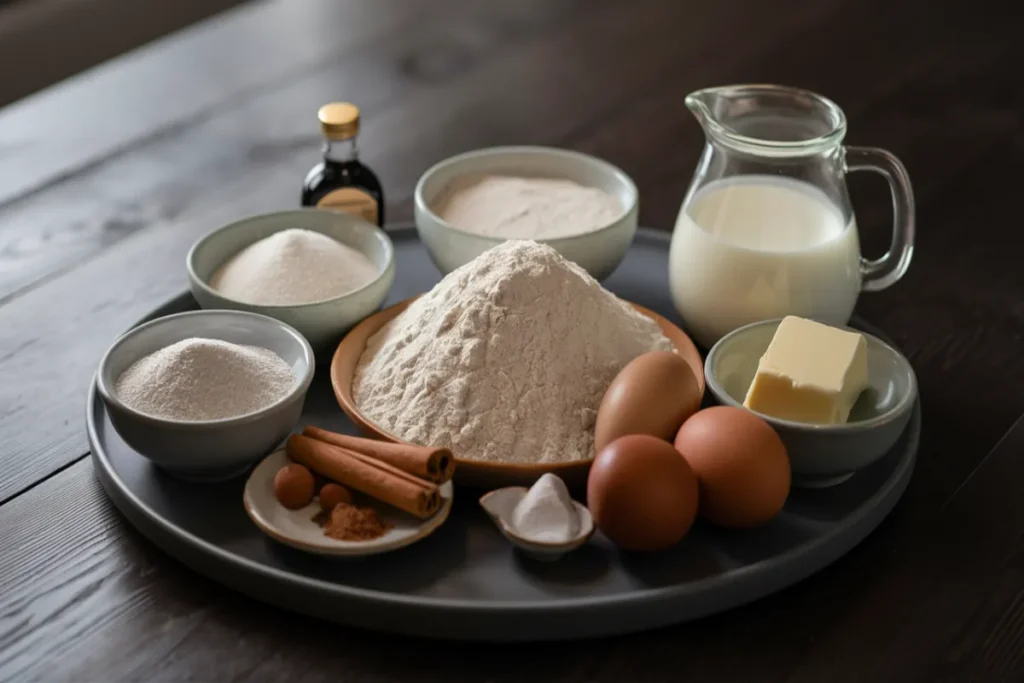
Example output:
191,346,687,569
330,296,704,489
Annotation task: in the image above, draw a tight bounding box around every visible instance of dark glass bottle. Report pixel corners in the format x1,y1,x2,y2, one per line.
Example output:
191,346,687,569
301,102,384,226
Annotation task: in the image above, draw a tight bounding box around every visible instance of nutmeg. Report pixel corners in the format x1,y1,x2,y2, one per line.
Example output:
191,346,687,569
319,482,353,512
273,463,315,509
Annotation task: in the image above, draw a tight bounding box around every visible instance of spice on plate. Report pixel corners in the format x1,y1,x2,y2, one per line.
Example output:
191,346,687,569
209,228,378,306
323,501,391,541
273,463,315,509
433,174,622,239
510,474,580,543
353,240,672,465
319,482,353,512
115,337,293,422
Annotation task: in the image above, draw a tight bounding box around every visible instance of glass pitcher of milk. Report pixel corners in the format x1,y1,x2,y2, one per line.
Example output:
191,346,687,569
669,84,914,348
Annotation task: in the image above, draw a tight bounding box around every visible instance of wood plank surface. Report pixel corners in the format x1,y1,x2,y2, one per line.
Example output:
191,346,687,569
0,0,830,501
0,0,246,107
1,416,1021,682
0,0,814,304
0,0,420,206
0,0,1022,680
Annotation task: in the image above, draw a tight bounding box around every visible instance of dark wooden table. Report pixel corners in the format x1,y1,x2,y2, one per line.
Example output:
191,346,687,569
1,0,1022,680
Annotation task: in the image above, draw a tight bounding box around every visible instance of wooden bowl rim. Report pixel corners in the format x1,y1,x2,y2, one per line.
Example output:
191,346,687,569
330,295,704,475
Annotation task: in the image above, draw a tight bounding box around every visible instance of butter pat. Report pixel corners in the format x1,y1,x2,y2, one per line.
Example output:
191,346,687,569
743,316,868,424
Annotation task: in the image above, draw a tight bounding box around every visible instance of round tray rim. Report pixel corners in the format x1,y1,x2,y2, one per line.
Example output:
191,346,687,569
86,225,920,639
89,384,918,611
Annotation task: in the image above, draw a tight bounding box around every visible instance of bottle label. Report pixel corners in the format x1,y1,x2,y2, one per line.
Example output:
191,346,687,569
316,187,379,224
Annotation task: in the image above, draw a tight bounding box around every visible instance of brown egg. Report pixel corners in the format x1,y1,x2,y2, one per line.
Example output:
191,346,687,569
674,407,790,528
273,463,315,510
587,434,699,551
594,351,702,454
319,482,353,512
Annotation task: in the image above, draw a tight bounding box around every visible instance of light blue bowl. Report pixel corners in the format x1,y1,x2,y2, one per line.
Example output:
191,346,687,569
704,318,918,487
187,209,395,353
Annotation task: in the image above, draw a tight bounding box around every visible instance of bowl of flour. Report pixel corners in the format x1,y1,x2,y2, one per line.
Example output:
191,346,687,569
96,309,315,481
330,241,703,488
188,209,395,353
414,146,638,281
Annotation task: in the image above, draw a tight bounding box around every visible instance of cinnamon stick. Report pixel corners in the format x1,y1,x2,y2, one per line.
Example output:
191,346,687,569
286,434,441,519
303,426,455,483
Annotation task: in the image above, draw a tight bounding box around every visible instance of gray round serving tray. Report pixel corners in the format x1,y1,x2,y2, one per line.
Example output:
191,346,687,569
88,226,920,641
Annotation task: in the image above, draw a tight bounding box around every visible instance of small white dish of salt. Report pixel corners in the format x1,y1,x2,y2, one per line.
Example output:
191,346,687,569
479,473,594,561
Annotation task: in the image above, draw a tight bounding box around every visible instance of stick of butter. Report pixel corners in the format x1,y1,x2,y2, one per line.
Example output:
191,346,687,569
743,316,868,425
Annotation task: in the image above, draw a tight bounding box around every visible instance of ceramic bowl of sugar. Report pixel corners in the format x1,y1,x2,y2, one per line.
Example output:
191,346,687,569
187,209,395,353
414,146,638,280
96,309,315,481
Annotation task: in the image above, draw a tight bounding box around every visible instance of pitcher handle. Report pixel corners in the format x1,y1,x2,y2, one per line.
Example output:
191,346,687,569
845,146,915,292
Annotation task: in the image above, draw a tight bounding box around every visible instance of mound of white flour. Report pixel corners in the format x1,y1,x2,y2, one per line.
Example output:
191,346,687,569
352,240,672,464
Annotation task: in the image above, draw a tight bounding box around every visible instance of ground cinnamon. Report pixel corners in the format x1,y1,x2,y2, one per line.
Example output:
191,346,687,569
323,501,391,541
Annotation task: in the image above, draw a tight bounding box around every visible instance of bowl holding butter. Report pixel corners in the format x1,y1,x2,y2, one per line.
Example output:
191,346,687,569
704,316,917,487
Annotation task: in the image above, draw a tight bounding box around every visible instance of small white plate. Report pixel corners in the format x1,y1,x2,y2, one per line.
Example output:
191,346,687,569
479,486,595,561
243,449,453,557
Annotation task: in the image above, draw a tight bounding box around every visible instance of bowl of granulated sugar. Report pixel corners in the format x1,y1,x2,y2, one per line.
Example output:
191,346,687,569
187,209,394,353
96,309,315,481
415,146,638,280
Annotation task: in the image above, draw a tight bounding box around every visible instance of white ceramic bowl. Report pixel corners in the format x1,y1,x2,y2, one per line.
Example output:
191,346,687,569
187,209,395,353
414,146,639,280
96,310,315,481
704,318,918,488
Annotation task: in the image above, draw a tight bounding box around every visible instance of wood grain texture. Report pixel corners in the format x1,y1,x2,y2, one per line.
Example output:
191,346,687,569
1,417,1021,682
0,0,602,499
0,0,434,303
0,0,828,501
0,0,813,304
0,0,1022,680
0,457,913,682
0,0,421,206
0,0,245,107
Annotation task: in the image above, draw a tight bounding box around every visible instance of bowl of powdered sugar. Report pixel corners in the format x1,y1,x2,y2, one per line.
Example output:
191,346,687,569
97,309,315,481
414,146,638,280
187,209,394,353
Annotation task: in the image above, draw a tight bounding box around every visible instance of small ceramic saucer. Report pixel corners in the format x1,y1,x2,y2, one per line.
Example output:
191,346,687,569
479,487,595,561
244,449,453,557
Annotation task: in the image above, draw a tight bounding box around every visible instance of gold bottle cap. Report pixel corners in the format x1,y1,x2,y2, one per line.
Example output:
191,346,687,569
318,102,360,140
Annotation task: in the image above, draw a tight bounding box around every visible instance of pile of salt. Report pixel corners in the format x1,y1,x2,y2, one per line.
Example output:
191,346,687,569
510,473,581,543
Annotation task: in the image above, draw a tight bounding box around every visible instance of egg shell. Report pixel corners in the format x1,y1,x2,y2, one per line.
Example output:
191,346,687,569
594,351,702,454
587,434,699,551
674,406,790,529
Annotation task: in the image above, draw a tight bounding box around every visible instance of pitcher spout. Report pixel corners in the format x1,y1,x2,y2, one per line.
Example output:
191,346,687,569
684,87,722,131
684,84,847,153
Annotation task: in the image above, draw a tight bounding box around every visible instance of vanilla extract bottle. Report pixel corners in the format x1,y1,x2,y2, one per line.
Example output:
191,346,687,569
302,102,384,226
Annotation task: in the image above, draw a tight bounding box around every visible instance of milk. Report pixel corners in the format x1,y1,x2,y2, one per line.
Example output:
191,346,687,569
669,176,861,348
